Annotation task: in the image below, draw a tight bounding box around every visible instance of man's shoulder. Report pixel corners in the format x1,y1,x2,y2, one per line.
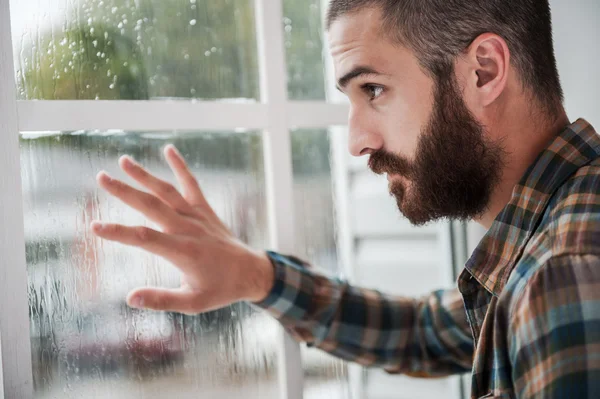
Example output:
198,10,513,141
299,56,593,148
500,159,600,307
541,157,600,256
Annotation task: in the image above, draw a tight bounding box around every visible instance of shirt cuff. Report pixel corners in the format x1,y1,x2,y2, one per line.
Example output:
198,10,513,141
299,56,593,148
250,250,315,322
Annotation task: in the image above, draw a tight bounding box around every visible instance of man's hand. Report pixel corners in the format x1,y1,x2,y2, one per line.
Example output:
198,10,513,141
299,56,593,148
90,144,274,314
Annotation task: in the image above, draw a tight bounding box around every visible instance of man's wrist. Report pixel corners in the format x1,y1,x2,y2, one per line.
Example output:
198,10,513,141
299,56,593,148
246,249,276,303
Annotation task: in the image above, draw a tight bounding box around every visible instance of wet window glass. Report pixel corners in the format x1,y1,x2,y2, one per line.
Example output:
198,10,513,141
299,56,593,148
11,0,260,100
290,129,351,398
21,131,283,397
283,0,326,100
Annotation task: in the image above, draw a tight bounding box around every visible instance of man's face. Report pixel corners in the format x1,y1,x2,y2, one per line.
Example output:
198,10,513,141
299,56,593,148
328,9,504,225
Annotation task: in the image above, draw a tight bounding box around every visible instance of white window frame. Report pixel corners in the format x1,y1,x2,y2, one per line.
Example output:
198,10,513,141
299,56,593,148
0,0,461,398
0,1,351,398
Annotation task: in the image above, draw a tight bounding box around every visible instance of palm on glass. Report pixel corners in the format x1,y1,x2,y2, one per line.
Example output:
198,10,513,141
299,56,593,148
91,145,273,315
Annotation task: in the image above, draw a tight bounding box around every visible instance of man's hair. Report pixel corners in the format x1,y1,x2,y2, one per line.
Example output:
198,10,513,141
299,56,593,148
327,0,564,114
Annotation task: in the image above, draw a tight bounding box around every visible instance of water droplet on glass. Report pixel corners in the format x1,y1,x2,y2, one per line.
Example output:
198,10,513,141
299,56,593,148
111,6,118,14
189,19,197,26
284,25,292,33
109,83,115,89
184,54,190,60
204,51,211,56
211,47,217,52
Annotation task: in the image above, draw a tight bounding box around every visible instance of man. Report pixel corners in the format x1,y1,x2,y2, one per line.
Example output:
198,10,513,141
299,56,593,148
90,0,600,397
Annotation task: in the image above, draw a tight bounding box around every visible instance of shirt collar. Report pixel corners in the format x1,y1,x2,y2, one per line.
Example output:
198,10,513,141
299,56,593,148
464,118,600,296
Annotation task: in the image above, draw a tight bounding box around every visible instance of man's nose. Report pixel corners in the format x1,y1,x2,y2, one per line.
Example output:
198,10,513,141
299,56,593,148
347,106,383,157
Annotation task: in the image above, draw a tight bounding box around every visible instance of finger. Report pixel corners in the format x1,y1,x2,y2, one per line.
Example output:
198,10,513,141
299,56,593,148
97,171,183,228
91,222,188,267
163,145,211,210
127,287,202,315
118,155,198,217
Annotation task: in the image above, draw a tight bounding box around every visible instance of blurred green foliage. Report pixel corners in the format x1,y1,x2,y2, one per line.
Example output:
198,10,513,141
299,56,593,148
16,0,325,101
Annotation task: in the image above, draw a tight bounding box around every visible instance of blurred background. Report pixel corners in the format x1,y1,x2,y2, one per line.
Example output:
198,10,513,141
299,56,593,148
8,0,600,398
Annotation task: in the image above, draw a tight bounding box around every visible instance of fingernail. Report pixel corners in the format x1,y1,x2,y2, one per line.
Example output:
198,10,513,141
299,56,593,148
91,221,105,231
130,296,144,309
122,155,137,166
97,171,112,182
166,144,181,156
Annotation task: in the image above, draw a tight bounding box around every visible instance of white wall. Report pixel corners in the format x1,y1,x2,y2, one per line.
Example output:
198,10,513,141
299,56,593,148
551,0,600,126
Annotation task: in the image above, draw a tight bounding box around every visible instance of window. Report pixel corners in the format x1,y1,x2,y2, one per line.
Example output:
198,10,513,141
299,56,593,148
22,130,276,396
13,0,260,101
1,0,460,398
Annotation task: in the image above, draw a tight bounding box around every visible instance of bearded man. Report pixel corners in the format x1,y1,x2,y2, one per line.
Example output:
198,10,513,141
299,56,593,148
92,1,600,397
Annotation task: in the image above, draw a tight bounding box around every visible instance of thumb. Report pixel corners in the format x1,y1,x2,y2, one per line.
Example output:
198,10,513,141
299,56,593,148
127,287,200,314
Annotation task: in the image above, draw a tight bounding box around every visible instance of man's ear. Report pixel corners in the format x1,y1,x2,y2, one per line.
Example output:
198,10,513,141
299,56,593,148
458,33,510,109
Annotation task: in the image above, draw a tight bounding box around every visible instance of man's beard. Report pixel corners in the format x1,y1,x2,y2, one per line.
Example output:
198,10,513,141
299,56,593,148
368,70,505,226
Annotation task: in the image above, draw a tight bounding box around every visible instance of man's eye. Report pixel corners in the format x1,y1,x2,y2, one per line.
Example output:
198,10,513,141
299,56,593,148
361,84,384,101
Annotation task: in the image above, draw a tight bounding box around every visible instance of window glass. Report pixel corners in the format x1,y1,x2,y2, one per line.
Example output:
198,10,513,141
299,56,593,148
21,130,282,397
290,129,351,398
283,0,327,100
11,0,260,100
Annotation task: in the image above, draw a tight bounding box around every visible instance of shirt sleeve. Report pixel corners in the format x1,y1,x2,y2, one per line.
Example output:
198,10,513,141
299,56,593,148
509,254,600,398
251,251,474,377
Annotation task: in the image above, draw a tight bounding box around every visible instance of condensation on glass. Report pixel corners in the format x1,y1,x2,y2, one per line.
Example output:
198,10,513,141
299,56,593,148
11,0,332,101
20,130,282,398
10,0,260,100
282,0,326,100
290,129,352,399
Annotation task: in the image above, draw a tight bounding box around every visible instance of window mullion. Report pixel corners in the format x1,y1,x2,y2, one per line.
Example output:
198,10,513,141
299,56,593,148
0,1,34,398
16,101,270,132
254,1,304,399
14,100,349,132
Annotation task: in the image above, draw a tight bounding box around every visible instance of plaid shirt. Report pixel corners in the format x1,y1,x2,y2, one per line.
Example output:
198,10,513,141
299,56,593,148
253,118,600,399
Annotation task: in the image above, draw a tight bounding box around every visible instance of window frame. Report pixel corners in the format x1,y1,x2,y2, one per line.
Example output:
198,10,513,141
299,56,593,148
0,1,461,398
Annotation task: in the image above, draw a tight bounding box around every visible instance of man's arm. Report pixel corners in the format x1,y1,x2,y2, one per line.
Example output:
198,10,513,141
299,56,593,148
509,254,600,398
252,251,474,377
90,147,472,376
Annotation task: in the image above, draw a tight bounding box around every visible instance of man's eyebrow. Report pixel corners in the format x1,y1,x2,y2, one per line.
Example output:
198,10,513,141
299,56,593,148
336,66,382,91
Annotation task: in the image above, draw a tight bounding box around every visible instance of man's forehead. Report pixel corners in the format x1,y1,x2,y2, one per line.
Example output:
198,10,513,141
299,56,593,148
327,8,383,55
327,10,410,83
327,9,387,77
